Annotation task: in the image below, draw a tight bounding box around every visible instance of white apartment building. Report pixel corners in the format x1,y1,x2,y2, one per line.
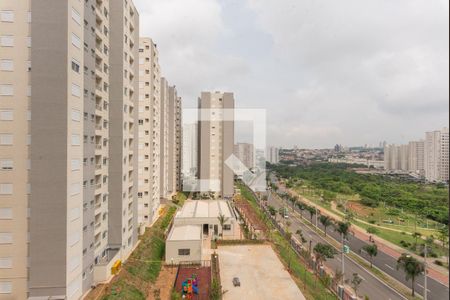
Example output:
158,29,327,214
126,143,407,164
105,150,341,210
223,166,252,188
0,1,140,298
198,91,235,199
234,143,255,170
182,123,198,178
108,0,139,261
425,128,449,182
267,146,280,164
0,2,30,298
160,77,170,199
138,38,161,227
168,86,182,195
408,140,425,175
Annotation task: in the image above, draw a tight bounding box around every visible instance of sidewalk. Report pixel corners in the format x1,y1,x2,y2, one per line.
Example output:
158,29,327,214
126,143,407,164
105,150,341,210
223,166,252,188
281,184,449,287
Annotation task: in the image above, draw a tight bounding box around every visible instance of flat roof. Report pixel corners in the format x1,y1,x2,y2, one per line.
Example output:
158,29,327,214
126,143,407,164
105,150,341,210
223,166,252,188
168,225,202,241
176,200,234,219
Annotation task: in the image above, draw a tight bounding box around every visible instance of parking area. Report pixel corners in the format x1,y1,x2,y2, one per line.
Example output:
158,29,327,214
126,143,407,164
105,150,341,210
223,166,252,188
218,245,306,300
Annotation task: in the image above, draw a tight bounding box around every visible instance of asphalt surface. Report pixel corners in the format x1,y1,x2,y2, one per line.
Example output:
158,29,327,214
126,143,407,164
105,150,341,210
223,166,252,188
269,175,449,300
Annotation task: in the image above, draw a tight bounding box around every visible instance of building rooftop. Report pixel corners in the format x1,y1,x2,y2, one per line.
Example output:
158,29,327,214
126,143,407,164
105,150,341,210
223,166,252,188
168,225,202,241
176,200,234,219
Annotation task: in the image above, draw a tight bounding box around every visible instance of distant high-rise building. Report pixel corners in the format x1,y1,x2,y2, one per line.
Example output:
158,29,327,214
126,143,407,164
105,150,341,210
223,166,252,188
267,147,280,164
425,128,449,182
138,38,161,226
408,140,425,175
182,123,198,178
234,143,255,170
198,91,235,198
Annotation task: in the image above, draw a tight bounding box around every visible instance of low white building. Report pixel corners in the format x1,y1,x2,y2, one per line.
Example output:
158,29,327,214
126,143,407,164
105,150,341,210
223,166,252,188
166,225,203,264
165,200,240,263
174,200,239,238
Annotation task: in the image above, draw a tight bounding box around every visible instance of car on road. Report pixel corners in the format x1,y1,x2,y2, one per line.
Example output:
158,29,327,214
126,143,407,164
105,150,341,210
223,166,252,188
232,277,241,287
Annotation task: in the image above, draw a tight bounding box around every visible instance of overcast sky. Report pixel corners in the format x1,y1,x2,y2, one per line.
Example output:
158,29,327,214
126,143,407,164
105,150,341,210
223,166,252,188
134,0,449,149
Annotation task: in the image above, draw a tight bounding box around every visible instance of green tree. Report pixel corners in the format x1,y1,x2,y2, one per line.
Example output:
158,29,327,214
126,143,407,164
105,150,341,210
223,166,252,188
313,243,337,268
396,253,425,297
217,213,229,239
361,244,378,268
306,205,316,223
319,215,334,237
209,278,222,300
350,273,363,298
366,227,379,235
412,232,422,246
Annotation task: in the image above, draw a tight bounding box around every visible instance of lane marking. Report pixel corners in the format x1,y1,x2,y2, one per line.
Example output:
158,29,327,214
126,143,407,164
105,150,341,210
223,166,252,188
417,284,431,293
385,264,395,270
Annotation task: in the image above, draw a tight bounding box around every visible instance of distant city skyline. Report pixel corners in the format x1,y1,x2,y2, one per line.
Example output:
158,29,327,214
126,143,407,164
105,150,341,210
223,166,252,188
135,0,449,148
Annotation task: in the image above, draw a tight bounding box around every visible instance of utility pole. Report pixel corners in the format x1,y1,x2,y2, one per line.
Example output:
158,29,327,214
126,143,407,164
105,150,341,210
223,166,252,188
424,244,428,300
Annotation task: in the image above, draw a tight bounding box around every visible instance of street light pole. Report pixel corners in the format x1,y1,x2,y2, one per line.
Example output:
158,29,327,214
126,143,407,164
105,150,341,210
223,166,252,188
315,207,318,229
424,245,428,300
341,235,345,285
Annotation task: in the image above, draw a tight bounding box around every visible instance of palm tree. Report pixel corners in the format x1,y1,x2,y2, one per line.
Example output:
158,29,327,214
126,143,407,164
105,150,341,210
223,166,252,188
335,221,351,284
361,244,378,268
396,253,425,297
306,206,316,223
217,213,229,239
319,215,334,237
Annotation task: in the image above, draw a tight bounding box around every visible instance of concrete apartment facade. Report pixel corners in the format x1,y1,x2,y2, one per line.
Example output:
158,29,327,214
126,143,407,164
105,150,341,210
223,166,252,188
138,38,161,227
408,140,425,176
182,123,198,178
267,146,280,164
0,2,31,298
234,143,254,170
160,77,170,200
0,0,140,298
168,86,182,195
425,128,449,182
108,0,139,261
198,92,235,198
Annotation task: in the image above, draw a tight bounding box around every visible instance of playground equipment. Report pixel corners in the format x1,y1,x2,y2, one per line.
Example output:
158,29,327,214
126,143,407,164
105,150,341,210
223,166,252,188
181,274,199,299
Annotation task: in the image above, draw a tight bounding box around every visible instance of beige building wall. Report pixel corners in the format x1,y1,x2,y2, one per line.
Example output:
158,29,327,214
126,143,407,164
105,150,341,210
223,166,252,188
425,130,442,181
29,1,85,298
160,78,170,199
138,38,161,226
408,140,424,175
109,0,139,260
0,1,30,298
198,92,234,198
168,86,182,196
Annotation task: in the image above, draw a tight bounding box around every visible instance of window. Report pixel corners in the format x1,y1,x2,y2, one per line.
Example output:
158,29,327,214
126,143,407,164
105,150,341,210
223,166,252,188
27,12,31,23
71,83,81,97
71,33,81,49
0,111,13,121
0,36,13,47
70,183,81,196
178,249,190,256
71,8,81,25
0,11,14,22
71,159,80,171
26,37,31,47
0,281,12,294
0,258,12,269
0,233,12,244
71,109,81,122
70,207,80,222
0,134,13,145
0,160,13,170
0,184,13,195
223,224,231,231
0,208,12,220
72,59,80,73
71,134,80,146
0,85,13,96
0,60,13,71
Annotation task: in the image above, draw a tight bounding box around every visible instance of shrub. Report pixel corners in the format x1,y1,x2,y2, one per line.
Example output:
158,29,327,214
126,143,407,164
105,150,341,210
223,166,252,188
435,260,444,266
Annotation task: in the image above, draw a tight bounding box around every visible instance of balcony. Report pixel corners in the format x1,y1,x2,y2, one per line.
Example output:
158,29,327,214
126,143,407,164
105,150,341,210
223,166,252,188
96,183,102,189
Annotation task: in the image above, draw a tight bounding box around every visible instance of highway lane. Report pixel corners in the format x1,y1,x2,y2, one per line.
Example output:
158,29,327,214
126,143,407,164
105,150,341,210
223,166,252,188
266,190,405,300
270,174,449,300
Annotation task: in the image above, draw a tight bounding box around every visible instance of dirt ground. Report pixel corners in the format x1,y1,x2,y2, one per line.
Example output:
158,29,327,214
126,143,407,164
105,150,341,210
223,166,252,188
147,266,177,300
218,245,305,300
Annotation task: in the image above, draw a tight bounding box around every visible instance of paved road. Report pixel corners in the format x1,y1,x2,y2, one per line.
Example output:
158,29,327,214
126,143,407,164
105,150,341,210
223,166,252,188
267,190,405,300
270,175,449,300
